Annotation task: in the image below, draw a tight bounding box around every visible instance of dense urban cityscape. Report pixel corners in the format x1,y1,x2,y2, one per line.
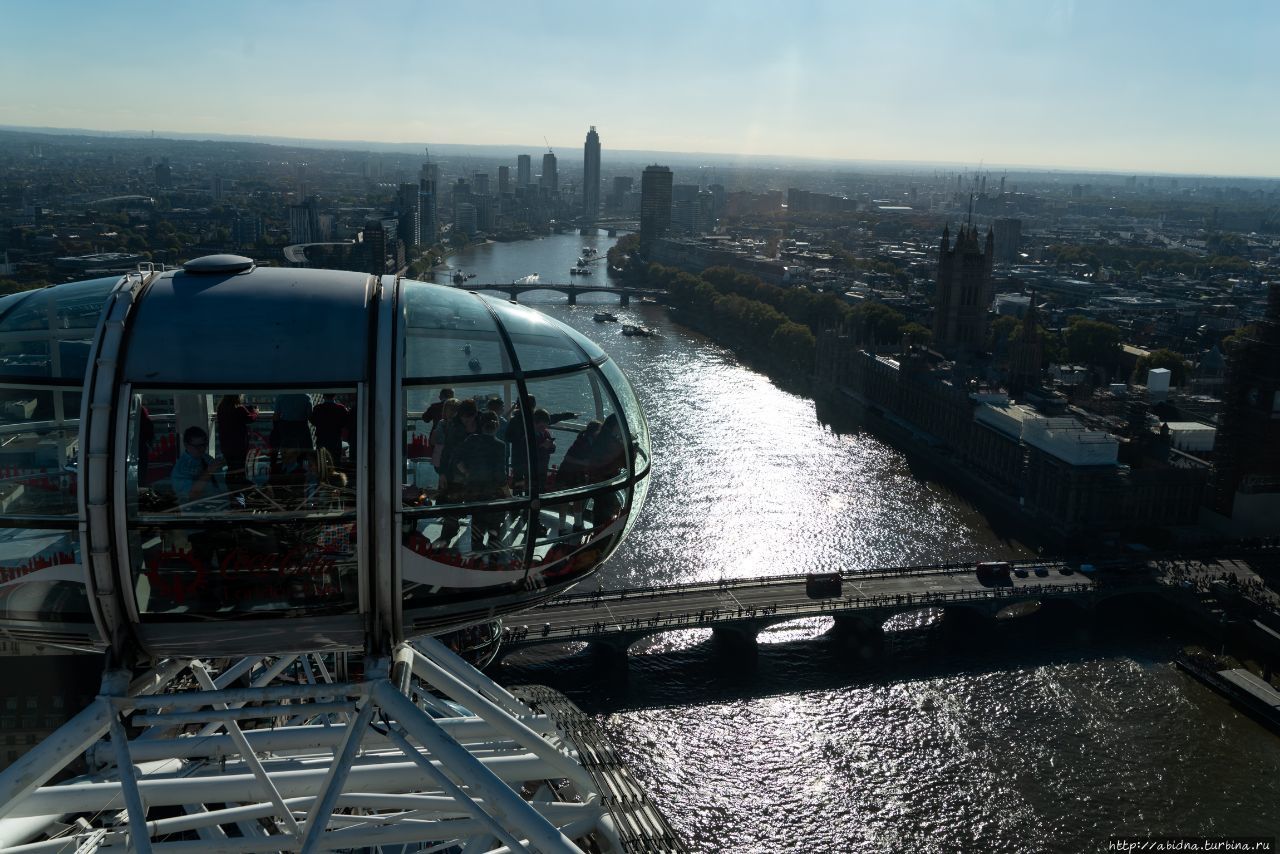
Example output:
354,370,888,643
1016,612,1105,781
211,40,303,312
2,116,1280,850
3,122,1278,551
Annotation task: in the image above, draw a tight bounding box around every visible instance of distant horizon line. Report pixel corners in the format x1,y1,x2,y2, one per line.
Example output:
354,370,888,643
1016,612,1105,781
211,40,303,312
2,123,1278,182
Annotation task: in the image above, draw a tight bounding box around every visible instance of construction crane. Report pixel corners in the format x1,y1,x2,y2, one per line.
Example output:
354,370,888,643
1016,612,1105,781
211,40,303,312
544,135,553,155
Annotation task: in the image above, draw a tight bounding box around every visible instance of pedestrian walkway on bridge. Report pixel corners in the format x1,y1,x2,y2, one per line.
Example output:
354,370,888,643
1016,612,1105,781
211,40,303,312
495,555,1279,663
498,560,1107,660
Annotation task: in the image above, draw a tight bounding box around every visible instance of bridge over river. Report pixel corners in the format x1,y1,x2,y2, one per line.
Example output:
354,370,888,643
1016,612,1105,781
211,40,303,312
494,555,1279,663
447,282,664,305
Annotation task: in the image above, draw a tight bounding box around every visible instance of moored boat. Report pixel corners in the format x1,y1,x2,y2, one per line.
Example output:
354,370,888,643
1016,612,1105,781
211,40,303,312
1177,650,1280,734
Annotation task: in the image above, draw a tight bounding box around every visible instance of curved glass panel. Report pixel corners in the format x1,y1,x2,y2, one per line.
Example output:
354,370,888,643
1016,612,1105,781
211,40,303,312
403,282,511,380
0,277,116,335
129,520,358,621
401,507,528,600
559,324,607,363
404,381,528,507
618,471,651,546
521,370,626,497
128,390,357,518
0,278,114,381
530,495,627,588
126,387,361,623
0,530,88,623
484,298,590,373
0,388,82,517
0,280,103,646
596,358,651,469
0,340,93,381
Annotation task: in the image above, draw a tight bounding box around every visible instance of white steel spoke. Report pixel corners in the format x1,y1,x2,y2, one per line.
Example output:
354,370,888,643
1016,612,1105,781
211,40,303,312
189,660,303,838
0,642,623,853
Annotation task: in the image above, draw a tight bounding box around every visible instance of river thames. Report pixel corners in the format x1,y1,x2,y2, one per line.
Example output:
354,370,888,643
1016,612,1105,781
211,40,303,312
434,234,1280,852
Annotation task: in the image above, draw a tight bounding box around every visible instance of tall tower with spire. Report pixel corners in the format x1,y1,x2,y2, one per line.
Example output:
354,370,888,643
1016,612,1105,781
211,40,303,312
1210,281,1280,518
1007,293,1044,395
583,126,601,224
931,225,995,355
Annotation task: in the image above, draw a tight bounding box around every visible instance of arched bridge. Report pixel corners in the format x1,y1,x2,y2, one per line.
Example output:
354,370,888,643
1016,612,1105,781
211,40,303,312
495,556,1274,662
449,282,664,306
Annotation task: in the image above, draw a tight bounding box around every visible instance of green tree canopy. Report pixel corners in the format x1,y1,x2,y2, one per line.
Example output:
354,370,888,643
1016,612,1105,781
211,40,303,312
899,322,932,347
1063,317,1121,370
1223,324,1259,352
987,315,1018,350
770,321,816,376
848,301,906,344
1134,348,1188,386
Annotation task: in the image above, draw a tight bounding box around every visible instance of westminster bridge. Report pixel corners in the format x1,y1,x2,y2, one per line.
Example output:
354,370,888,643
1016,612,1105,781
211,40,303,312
495,554,1280,662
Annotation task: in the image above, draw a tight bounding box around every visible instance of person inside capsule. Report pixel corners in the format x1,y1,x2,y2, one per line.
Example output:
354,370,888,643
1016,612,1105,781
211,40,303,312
169,426,228,512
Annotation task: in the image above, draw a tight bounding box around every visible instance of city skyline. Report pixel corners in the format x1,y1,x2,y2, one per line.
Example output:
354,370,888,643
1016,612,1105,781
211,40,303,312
2,1,1278,178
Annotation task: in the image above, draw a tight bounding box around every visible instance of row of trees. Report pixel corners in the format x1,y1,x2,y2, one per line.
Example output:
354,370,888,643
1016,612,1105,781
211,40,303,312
643,262,935,386
626,247,1204,392
1045,243,1253,279
989,312,1195,386
652,265,817,382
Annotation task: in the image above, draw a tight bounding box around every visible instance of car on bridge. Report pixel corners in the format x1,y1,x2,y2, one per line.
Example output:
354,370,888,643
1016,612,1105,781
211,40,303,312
805,572,842,599
976,561,1012,585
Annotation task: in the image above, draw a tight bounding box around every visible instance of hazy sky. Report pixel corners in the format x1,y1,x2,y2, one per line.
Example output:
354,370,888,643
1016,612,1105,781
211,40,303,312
3,0,1277,177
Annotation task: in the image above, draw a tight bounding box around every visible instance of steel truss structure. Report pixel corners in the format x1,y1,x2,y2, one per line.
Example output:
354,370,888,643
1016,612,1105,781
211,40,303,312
0,636,617,853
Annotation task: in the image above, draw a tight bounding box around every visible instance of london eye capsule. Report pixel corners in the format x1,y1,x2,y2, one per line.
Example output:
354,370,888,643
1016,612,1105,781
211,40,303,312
0,255,651,658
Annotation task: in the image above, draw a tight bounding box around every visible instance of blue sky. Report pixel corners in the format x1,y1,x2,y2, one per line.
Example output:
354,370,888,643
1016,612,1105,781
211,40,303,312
3,0,1277,176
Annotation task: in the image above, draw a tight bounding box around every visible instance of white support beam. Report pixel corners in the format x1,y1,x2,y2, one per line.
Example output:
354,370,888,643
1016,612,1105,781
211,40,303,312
1,647,618,853
372,679,579,854
0,698,114,824
190,661,303,838
409,646,596,794
297,699,376,854
107,711,153,854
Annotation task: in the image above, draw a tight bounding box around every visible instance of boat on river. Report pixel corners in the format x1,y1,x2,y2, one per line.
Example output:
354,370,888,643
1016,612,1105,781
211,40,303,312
513,273,540,285
593,311,618,322
1177,650,1280,734
622,323,655,337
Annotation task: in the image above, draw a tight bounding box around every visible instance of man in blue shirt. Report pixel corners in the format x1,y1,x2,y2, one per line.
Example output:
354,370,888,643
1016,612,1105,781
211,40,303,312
170,426,227,511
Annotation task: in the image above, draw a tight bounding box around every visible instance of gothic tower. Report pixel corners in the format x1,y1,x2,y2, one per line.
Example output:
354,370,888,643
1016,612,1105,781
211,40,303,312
1007,293,1044,395
1210,281,1280,516
932,225,995,356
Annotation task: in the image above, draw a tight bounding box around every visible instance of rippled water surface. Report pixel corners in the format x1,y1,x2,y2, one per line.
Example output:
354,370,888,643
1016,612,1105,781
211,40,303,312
439,236,1280,851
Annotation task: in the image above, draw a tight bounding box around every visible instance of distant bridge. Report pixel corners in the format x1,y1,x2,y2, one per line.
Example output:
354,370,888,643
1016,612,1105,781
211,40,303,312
496,555,1276,662
449,282,664,306
572,219,638,236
